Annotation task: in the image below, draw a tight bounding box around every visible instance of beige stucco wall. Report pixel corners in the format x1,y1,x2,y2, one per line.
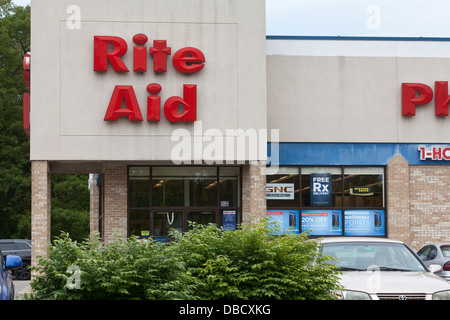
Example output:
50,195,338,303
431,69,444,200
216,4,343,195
267,41,450,143
30,0,267,162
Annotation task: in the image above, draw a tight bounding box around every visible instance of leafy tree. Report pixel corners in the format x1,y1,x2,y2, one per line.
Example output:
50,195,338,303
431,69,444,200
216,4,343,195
0,1,31,238
0,2,90,241
51,174,90,242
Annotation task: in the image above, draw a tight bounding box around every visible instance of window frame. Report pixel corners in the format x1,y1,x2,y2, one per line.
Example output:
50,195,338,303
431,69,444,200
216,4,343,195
127,165,242,239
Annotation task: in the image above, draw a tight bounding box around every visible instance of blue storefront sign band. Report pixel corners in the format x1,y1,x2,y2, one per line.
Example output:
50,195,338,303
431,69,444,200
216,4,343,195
267,209,385,236
267,142,450,166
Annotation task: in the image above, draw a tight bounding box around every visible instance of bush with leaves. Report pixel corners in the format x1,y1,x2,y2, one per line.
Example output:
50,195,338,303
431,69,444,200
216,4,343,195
171,220,341,300
29,233,197,300
29,221,340,300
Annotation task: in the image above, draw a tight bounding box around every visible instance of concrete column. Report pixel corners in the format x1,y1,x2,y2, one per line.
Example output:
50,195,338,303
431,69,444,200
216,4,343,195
386,154,411,246
103,164,127,244
242,161,266,225
31,160,51,279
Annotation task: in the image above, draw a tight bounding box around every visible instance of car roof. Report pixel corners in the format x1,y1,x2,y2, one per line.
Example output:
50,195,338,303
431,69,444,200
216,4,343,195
420,243,450,247
319,237,405,244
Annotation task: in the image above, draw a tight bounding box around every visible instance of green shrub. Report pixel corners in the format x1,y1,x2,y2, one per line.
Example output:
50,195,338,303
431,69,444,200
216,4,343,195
29,221,340,300
172,220,341,300
29,233,196,300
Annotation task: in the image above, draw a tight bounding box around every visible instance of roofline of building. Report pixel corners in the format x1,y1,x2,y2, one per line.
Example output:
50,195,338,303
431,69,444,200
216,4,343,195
266,35,450,42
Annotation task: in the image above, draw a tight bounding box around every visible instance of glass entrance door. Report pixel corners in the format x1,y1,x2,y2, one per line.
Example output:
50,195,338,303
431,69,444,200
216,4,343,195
154,211,183,243
186,211,216,229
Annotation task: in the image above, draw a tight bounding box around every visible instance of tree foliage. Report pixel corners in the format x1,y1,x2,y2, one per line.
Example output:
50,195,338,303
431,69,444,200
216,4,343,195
0,2,31,238
0,2,90,241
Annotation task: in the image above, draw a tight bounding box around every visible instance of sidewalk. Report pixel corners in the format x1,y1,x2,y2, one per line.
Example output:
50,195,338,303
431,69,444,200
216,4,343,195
15,281,32,300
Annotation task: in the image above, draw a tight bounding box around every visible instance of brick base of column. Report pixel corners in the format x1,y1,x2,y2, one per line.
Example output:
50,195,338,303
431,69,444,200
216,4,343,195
387,154,411,246
31,161,51,279
242,161,266,225
102,164,128,244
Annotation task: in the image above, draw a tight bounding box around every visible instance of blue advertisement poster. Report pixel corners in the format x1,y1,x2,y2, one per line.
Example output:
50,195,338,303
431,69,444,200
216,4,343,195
344,210,386,236
267,210,300,235
310,173,332,206
301,210,342,236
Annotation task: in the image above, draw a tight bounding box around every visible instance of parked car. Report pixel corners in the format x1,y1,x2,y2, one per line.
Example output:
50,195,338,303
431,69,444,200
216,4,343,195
0,251,22,300
0,240,31,280
320,237,450,300
417,243,450,282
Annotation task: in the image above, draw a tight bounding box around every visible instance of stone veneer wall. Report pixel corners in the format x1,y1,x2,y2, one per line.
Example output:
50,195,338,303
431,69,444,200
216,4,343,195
387,154,450,251
102,164,128,245
31,160,51,278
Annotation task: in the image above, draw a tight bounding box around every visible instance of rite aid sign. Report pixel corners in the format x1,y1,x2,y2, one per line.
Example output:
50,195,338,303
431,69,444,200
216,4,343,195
94,34,205,122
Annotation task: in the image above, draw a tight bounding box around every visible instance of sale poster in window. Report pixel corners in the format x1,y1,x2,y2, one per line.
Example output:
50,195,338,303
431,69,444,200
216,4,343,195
301,210,342,236
344,210,386,236
266,210,300,235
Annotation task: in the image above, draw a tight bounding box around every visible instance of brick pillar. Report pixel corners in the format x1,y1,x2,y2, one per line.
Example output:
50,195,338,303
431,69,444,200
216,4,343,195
242,161,266,225
31,160,51,279
103,165,127,244
386,154,411,245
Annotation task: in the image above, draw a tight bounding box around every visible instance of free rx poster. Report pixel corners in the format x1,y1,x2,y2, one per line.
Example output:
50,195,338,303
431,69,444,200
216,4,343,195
310,173,332,206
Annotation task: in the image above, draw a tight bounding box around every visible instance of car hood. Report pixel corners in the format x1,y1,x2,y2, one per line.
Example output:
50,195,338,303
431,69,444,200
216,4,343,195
340,271,450,294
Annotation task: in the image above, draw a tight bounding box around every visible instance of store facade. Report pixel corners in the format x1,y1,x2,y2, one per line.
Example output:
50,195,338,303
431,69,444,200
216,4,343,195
29,0,450,268
29,0,267,265
266,36,450,250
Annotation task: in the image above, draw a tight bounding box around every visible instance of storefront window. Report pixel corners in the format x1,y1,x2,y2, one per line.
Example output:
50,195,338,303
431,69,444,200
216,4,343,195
219,167,240,208
343,167,384,207
154,211,183,241
152,167,217,207
266,166,386,238
129,210,150,238
266,167,299,208
187,211,216,229
128,166,241,240
128,167,150,207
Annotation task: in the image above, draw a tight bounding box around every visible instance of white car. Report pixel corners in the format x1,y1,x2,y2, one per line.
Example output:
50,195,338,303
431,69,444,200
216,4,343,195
320,237,450,300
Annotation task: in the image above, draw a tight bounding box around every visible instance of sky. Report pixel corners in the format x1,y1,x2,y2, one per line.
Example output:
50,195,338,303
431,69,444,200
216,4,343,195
266,0,450,37
12,0,450,38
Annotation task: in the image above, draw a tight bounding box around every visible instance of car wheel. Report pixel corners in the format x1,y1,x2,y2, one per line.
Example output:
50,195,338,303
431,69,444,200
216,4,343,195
14,262,31,280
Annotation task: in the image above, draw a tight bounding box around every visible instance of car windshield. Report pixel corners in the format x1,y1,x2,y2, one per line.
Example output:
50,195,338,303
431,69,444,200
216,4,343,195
322,242,427,272
441,245,450,258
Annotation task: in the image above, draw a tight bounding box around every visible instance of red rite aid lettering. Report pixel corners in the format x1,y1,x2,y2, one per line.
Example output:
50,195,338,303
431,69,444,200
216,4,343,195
93,34,205,122
402,82,450,116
